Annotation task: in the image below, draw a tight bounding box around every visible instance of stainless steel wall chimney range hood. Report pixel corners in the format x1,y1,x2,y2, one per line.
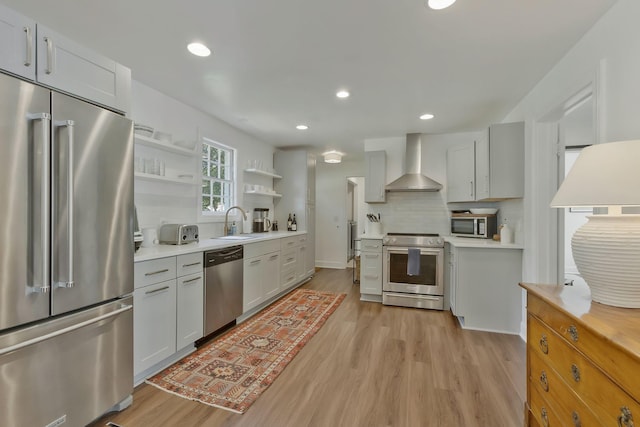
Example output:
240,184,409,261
385,133,443,192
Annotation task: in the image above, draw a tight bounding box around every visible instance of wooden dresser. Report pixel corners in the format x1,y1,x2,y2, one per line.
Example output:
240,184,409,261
520,283,640,427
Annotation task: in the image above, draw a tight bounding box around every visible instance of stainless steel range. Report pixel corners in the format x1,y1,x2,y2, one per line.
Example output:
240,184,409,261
382,233,446,310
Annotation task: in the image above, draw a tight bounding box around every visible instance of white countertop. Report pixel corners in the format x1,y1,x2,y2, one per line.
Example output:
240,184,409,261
443,236,523,249
134,230,308,262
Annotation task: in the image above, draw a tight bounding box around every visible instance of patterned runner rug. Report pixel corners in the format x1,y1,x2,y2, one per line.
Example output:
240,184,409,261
146,288,346,414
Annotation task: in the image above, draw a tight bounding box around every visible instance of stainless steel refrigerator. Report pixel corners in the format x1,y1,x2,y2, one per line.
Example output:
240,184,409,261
0,71,134,427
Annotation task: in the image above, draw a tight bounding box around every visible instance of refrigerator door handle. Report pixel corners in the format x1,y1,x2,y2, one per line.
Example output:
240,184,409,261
54,120,75,289
27,112,51,294
0,303,133,356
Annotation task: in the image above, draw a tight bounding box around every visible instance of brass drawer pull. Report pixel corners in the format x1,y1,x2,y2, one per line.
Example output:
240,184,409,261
539,371,549,392
539,334,549,354
541,408,549,427
568,325,579,342
571,364,581,382
572,411,582,427
618,406,634,427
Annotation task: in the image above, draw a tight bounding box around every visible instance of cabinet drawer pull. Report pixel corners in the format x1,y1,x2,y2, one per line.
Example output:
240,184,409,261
182,276,201,284
287,257,295,262
269,254,279,260
24,26,33,66
539,371,549,392
145,268,169,276
618,406,634,427
539,334,549,354
568,325,579,342
365,254,379,259
364,275,379,280
182,262,201,267
145,286,169,295
541,408,549,427
571,364,581,382
365,245,379,249
572,411,582,427
250,259,261,265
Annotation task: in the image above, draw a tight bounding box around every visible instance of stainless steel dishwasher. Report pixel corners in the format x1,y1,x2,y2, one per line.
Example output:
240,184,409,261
203,245,243,336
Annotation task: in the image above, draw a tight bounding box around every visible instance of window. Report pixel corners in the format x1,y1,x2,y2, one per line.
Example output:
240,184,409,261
201,138,235,215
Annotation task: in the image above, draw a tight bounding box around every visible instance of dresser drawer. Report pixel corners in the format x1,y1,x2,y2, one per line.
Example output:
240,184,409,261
134,257,177,289
529,349,601,426
529,382,561,427
176,252,203,277
529,314,640,425
528,293,640,402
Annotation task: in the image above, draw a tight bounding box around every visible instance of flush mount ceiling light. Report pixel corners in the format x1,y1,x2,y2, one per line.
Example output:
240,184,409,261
427,0,457,10
323,151,343,163
187,42,211,57
336,90,350,99
420,113,435,120
296,124,309,130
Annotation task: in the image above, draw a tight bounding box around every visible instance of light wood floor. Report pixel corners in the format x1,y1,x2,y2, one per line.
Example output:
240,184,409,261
93,268,526,427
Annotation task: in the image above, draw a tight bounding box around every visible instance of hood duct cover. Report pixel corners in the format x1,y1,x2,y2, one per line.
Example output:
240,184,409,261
385,133,443,192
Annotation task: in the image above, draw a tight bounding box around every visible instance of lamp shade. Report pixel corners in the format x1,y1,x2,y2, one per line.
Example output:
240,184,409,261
550,140,640,208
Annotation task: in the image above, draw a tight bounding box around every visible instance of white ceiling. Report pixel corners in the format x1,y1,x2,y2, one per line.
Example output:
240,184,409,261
3,0,617,157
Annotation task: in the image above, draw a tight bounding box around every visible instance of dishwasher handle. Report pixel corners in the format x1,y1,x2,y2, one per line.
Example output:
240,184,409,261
205,245,243,267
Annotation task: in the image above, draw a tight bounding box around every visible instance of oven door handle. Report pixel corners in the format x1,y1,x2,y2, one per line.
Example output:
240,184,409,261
383,292,442,301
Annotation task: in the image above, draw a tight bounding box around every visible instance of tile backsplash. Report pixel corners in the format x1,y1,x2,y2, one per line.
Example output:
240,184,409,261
365,192,450,236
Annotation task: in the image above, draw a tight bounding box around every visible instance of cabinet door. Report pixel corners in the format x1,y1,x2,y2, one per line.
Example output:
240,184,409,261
134,279,177,376
361,251,382,295
36,24,131,113
0,5,35,80
486,121,524,200
243,256,265,312
263,252,281,299
176,273,204,350
365,151,386,203
474,131,490,200
446,142,475,202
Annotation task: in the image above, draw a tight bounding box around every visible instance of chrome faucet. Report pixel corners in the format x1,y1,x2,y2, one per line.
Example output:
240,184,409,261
224,206,247,236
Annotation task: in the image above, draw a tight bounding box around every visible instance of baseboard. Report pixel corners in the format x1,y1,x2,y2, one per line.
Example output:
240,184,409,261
315,260,346,269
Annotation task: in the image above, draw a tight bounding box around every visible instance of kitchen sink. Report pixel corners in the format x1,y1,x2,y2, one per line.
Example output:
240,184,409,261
212,235,256,240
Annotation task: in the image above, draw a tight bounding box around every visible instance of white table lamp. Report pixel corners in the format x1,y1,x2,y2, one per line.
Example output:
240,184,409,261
551,140,640,307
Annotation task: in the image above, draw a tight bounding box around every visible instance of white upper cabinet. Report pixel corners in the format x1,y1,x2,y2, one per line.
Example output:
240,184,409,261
446,121,524,202
481,121,524,200
365,150,387,203
36,24,131,113
446,142,476,202
0,4,35,80
0,5,131,113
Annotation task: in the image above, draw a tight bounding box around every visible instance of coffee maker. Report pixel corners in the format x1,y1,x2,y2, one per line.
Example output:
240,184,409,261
253,208,271,233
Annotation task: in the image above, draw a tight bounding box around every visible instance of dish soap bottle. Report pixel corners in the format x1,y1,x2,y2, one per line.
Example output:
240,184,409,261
230,221,237,235
500,219,513,244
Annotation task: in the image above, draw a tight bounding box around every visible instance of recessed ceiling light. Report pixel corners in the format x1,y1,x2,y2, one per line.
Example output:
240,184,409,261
427,0,457,10
187,42,211,57
296,124,309,130
336,90,350,99
420,113,435,120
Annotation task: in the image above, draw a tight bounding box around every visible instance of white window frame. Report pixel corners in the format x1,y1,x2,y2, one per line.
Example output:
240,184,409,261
200,137,236,220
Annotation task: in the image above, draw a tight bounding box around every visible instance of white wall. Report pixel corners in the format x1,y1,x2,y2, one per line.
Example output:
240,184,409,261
315,158,365,269
131,81,276,237
503,0,640,285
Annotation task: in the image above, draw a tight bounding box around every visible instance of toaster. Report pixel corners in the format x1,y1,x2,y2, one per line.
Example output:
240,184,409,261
158,224,199,245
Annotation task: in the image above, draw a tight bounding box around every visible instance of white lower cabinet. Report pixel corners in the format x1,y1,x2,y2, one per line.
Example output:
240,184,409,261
360,239,383,298
446,245,522,334
133,278,177,376
176,272,204,350
134,252,203,379
243,240,282,313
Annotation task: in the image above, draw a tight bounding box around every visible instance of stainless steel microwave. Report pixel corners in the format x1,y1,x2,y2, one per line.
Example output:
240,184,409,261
450,214,497,238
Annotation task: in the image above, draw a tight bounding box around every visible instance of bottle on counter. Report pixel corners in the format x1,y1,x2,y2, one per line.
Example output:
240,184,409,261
230,221,237,235
291,214,297,231
500,219,513,244
287,213,293,231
